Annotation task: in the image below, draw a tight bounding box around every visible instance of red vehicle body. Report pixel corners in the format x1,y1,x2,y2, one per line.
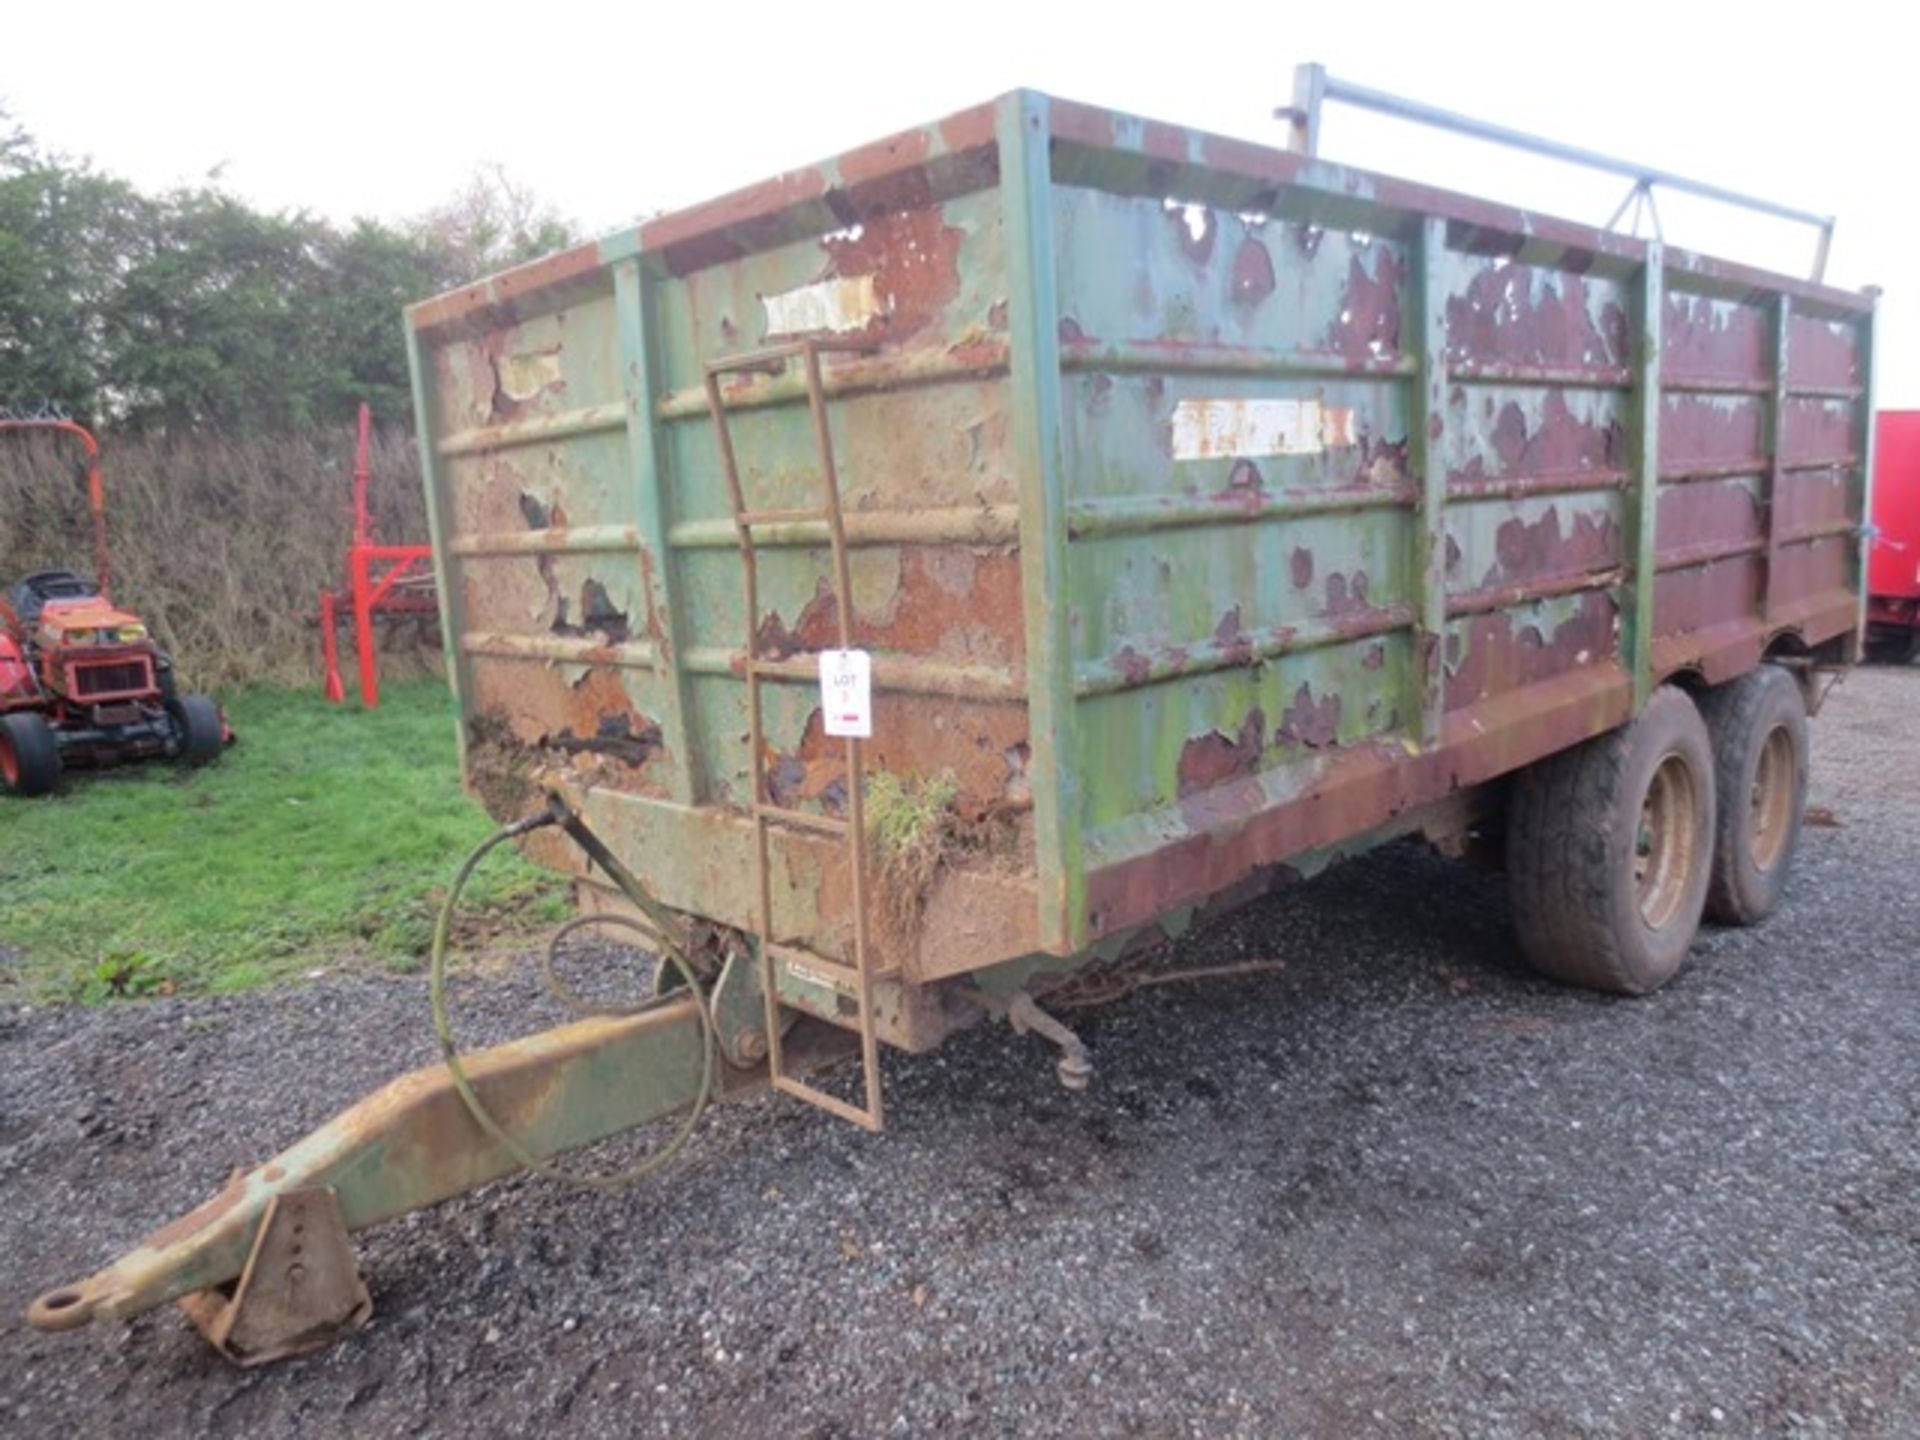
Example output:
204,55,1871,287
1868,409,1920,659
0,417,228,795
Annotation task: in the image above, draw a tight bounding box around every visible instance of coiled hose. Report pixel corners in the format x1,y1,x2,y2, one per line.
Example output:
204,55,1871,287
429,799,719,1191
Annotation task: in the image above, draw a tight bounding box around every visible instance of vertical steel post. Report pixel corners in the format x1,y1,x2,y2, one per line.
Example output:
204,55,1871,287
1626,243,1664,707
1410,216,1450,745
613,256,699,806
998,91,1086,952
405,320,473,766
1286,63,1327,156
1764,295,1792,628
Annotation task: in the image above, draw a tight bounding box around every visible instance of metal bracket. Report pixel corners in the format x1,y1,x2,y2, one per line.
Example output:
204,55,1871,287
176,1187,371,1367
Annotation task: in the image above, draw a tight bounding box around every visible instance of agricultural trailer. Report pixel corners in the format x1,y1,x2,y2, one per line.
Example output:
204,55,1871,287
319,401,439,707
1866,409,1920,661
0,415,227,796
28,70,1874,1364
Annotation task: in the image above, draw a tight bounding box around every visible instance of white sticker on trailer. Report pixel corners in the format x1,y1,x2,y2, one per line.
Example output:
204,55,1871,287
762,275,884,336
1170,398,1353,460
818,649,873,738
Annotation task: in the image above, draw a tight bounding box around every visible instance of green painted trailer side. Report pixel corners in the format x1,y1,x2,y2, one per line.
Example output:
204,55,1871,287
406,90,1874,1044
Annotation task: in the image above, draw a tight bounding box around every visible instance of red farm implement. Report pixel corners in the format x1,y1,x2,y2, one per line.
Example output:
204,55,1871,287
319,403,438,708
1867,409,1920,662
0,413,227,796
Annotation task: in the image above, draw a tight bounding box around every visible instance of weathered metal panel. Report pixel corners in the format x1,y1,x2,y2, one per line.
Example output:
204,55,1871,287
408,89,1874,1011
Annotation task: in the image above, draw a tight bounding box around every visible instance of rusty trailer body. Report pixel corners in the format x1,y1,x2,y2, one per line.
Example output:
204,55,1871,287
409,90,1871,1070
28,81,1875,1361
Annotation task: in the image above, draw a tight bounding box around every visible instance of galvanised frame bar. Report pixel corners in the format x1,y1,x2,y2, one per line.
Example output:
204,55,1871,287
1282,63,1836,281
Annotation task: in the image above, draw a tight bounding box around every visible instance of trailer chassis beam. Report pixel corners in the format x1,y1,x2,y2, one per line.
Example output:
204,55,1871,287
26,992,742,1360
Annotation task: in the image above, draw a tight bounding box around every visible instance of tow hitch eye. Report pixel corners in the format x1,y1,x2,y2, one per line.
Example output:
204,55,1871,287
976,990,1092,1092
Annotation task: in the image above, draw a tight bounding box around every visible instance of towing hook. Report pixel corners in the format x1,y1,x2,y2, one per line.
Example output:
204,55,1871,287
971,989,1093,1092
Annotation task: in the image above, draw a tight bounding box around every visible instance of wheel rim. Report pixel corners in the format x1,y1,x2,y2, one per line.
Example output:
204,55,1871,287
1635,752,1699,930
1749,725,1795,872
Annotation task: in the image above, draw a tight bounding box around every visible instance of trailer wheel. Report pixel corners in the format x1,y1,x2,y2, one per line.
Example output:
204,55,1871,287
167,695,224,767
0,711,63,797
1506,685,1716,995
1698,665,1808,926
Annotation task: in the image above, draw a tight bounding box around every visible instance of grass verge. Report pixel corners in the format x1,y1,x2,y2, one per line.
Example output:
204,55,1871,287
0,680,565,1002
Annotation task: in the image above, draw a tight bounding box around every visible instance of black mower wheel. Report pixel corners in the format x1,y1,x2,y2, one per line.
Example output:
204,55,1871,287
0,711,63,797
167,694,224,767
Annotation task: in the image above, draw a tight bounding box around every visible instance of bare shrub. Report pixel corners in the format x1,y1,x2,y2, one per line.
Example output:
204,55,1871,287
0,421,435,691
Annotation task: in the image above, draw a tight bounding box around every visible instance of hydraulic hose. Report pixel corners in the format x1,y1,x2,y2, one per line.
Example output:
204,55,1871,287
428,801,718,1191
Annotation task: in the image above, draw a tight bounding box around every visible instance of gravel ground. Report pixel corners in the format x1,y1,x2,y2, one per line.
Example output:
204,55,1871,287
4,665,1919,1438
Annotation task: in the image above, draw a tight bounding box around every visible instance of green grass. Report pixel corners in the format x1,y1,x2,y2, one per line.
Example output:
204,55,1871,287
0,681,565,1002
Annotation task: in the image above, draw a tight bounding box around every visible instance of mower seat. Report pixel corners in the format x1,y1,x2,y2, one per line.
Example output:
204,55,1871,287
10,570,98,624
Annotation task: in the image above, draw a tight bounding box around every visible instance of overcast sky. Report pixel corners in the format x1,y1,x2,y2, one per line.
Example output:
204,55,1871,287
6,0,1910,399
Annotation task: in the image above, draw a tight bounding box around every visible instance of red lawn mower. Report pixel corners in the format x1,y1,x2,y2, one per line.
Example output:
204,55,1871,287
0,415,228,797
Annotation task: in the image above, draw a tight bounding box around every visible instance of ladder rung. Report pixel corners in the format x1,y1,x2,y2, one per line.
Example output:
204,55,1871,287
738,507,828,527
771,1074,882,1132
753,804,849,836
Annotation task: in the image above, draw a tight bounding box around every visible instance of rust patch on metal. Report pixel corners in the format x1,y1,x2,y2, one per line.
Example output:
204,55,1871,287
1349,432,1410,488
1212,605,1254,666
1289,546,1315,590
1276,682,1341,749
409,240,604,335
1485,506,1620,588
1457,393,1622,483
551,578,631,644
1660,396,1765,471
754,548,1024,664
1445,590,1616,710
824,207,964,344
1177,708,1265,797
1786,313,1860,389
1447,264,1627,371
1164,201,1217,265
1328,249,1402,361
1662,296,1768,383
1657,481,1763,556
1775,469,1851,533
1324,569,1371,617
1781,398,1856,466
1231,235,1276,306
1653,558,1761,638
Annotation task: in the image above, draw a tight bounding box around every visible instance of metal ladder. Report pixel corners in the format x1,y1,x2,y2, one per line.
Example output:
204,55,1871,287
703,339,884,1132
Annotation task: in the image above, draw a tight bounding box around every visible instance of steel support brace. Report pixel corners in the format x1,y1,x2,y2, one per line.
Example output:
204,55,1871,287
27,997,715,1340
1627,245,1663,707
999,90,1086,952
613,256,699,806
1410,216,1450,746
1765,296,1792,626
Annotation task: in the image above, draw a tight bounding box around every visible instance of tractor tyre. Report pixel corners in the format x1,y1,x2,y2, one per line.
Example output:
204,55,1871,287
1698,665,1809,927
0,711,63,797
1506,685,1716,995
167,694,224,768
